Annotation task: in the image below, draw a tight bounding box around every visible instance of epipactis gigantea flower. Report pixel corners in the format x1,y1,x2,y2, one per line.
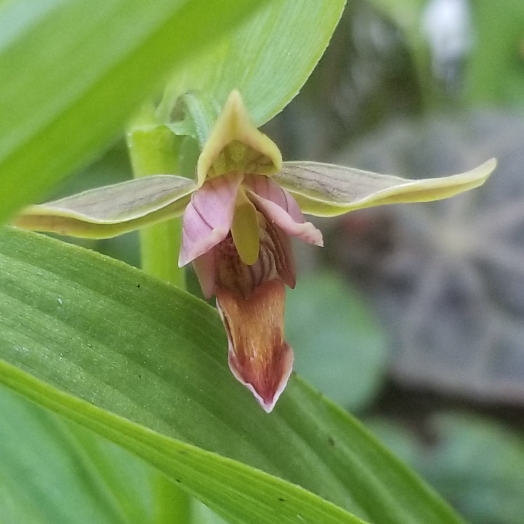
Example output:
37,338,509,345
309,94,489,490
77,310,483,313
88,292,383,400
15,91,496,412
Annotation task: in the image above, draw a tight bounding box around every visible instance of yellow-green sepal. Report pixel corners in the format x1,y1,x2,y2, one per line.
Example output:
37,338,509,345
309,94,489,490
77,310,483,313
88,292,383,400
197,91,282,186
14,176,196,239
275,159,497,217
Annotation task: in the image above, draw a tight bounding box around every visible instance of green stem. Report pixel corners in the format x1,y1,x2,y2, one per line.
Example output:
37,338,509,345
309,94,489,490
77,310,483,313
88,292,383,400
126,117,185,288
126,107,192,522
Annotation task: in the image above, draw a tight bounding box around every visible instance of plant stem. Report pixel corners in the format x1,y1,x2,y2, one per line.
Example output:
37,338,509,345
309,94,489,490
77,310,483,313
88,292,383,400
126,118,185,288
126,108,192,523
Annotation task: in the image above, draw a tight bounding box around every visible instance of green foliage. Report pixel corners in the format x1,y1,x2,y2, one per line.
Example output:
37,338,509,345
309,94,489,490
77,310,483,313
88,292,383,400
369,414,524,524
465,0,524,104
0,227,463,524
368,0,524,106
0,0,271,223
158,2,346,130
0,386,156,524
286,272,387,410
0,0,478,523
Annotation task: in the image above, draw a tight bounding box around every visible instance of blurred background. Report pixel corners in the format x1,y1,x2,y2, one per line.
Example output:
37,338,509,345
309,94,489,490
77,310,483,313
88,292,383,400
51,1,524,522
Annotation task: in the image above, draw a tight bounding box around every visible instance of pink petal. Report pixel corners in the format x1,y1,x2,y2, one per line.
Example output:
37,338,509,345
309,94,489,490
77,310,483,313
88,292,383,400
259,215,296,290
245,175,323,247
179,173,243,267
192,250,216,299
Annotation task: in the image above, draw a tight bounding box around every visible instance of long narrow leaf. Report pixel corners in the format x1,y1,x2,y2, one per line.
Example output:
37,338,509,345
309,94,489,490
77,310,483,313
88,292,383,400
0,0,270,224
0,386,156,524
158,1,346,128
0,228,464,524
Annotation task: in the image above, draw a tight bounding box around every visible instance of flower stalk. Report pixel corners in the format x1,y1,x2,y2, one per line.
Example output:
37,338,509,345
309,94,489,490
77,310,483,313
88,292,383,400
126,109,186,288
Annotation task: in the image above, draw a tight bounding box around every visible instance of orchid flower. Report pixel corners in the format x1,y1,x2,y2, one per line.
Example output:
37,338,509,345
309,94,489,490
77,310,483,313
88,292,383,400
14,91,496,412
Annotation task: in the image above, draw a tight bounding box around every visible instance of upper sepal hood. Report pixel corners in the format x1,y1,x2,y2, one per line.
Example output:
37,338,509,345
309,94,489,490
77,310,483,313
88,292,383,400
196,90,282,185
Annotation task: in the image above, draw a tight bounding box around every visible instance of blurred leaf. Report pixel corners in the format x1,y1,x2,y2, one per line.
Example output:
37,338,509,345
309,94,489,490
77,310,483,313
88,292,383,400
159,0,346,129
0,227,464,524
371,0,524,105
424,414,524,524
192,501,231,524
267,1,423,159
0,0,270,224
286,272,387,410
465,0,524,104
366,0,428,81
0,385,156,524
367,0,424,35
368,413,524,524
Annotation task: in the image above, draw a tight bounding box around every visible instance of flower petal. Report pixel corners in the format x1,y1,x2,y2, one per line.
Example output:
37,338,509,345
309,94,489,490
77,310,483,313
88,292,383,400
197,91,282,185
231,190,260,266
245,174,323,247
14,176,197,238
274,159,497,217
192,250,216,299
214,224,296,300
179,173,242,267
216,279,294,413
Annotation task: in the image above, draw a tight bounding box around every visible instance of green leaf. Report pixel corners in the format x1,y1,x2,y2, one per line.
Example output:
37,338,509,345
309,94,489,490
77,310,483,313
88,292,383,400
363,0,435,104
422,414,524,524
0,227,464,524
158,0,346,129
368,413,524,524
369,0,524,106
465,0,524,104
0,0,270,224
286,272,387,410
0,385,156,524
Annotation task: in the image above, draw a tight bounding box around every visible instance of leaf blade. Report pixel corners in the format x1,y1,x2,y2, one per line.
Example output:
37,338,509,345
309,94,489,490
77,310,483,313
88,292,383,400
158,1,346,127
0,361,365,524
0,385,156,524
0,227,464,524
0,0,270,223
